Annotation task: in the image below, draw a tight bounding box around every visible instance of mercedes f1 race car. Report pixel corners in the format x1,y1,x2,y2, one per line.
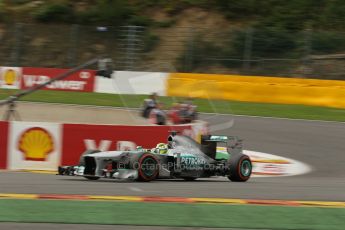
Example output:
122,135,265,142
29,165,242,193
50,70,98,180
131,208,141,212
58,132,252,182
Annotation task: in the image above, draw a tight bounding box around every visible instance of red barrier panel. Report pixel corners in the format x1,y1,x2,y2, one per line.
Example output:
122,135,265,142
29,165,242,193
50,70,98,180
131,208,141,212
21,67,95,92
61,124,192,165
0,121,9,169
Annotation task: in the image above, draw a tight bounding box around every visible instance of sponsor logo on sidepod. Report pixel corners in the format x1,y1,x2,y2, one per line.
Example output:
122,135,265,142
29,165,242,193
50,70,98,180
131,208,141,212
18,127,54,161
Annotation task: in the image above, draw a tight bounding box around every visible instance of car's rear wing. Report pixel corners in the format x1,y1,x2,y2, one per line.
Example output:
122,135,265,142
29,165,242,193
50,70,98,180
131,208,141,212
201,135,243,159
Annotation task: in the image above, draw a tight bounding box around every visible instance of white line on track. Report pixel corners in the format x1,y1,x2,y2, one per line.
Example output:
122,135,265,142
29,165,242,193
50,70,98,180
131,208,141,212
129,187,143,192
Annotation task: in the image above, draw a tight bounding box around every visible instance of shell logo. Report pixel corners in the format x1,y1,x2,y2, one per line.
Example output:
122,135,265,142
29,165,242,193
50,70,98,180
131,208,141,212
3,69,17,86
18,127,54,161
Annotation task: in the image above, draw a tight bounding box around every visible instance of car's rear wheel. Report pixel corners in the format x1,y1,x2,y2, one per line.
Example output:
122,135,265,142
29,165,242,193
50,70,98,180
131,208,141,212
136,153,159,182
228,154,252,182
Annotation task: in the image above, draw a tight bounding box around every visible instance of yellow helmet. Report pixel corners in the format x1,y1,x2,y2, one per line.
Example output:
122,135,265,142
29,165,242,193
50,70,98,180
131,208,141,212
156,143,168,154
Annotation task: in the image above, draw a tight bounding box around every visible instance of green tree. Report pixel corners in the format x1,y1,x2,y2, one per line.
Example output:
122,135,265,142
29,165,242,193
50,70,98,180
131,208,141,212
78,0,132,26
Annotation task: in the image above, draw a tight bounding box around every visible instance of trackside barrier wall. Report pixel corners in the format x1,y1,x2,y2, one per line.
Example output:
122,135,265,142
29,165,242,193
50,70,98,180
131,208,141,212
0,121,207,170
0,121,9,169
167,73,345,109
0,67,167,95
2,65,345,109
94,71,168,95
0,66,96,92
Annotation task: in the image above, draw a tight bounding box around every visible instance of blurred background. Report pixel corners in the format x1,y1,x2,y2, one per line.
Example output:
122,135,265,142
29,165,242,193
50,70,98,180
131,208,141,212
1,0,345,79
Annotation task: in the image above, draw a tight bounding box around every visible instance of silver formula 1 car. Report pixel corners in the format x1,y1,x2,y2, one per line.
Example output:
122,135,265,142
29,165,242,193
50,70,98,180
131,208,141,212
58,132,252,182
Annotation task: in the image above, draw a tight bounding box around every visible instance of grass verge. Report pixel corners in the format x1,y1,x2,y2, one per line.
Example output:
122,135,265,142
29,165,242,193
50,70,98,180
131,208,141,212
1,89,345,122
0,199,344,229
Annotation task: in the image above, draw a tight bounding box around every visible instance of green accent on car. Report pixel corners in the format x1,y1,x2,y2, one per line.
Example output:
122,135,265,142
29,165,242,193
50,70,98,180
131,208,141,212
215,151,230,160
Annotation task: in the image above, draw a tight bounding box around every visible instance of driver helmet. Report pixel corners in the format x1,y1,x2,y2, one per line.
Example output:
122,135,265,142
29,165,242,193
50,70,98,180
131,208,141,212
156,143,168,154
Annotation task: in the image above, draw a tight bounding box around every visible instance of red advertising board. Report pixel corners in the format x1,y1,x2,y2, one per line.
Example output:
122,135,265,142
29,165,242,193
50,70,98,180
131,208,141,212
0,121,9,169
21,67,95,92
61,124,191,165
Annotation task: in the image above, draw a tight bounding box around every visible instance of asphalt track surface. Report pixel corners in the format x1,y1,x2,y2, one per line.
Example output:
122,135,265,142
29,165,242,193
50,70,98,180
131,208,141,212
1,112,345,201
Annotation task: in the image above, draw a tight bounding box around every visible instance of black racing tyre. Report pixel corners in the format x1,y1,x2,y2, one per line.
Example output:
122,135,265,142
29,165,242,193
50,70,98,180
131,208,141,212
84,176,100,180
182,177,197,181
132,153,159,182
228,154,252,182
78,149,101,166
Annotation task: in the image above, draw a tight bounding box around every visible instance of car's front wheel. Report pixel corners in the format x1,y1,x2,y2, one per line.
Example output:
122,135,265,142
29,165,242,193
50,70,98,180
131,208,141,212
135,153,159,182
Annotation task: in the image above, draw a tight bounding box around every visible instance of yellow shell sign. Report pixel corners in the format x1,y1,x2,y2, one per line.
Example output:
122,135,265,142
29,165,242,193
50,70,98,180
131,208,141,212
18,127,54,161
3,69,17,85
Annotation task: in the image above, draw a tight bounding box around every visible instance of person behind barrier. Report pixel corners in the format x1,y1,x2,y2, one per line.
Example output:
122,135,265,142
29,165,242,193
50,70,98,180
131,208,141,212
148,102,166,125
141,92,158,118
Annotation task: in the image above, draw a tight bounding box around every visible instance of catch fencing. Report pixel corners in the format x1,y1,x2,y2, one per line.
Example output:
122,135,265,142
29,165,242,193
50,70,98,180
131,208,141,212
1,24,345,79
